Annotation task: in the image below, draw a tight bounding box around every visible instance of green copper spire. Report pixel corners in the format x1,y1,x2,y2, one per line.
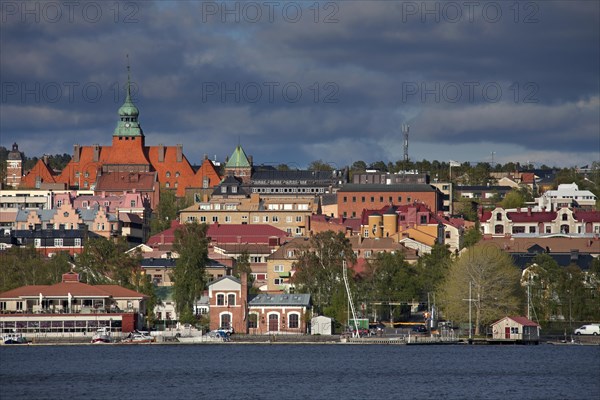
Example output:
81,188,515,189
114,55,143,137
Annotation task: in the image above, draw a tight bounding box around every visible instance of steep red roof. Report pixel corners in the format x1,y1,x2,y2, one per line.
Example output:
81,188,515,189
146,220,181,247
21,159,57,188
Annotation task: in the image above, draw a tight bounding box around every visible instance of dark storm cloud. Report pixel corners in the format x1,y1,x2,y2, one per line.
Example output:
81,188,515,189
0,0,598,167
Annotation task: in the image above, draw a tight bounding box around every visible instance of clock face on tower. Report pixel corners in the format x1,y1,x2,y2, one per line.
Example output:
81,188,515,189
125,123,131,128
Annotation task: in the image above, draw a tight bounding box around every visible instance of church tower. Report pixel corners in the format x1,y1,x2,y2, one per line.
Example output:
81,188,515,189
225,145,252,183
6,142,23,188
105,60,151,171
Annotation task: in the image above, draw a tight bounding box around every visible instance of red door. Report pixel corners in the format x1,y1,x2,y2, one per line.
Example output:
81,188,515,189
505,327,511,339
268,314,279,332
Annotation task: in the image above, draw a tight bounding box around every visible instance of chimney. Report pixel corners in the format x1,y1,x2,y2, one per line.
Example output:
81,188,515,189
241,272,248,297
527,207,532,216
176,144,183,162
158,144,165,162
204,154,208,161
43,154,49,165
93,144,100,162
73,144,80,163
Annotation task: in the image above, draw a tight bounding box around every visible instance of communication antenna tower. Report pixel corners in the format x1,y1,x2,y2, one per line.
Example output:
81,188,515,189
402,124,410,163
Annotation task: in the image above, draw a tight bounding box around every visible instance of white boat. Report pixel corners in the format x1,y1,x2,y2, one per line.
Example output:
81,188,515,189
2,333,28,345
177,332,228,343
91,327,112,344
122,330,155,344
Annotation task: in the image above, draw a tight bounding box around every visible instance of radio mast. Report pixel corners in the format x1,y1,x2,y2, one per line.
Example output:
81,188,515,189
402,124,410,164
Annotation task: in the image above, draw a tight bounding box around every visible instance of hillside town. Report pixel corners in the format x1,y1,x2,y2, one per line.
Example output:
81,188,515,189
1,75,599,343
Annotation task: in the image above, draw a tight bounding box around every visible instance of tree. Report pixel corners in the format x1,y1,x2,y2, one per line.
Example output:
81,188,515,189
292,231,356,318
307,160,333,171
150,188,192,235
438,245,523,335
75,237,140,287
462,224,483,249
417,243,453,296
350,160,367,172
0,246,71,292
364,251,421,322
501,189,526,209
172,222,209,324
234,250,258,294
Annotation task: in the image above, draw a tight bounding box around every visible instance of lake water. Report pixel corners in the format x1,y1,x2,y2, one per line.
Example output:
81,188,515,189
1,344,599,400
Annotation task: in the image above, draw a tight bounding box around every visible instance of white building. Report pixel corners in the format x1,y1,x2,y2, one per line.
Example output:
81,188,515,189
537,183,597,211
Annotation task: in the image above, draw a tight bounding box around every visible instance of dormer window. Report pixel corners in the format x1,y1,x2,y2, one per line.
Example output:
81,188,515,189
221,186,227,193
166,171,171,178
562,214,568,221
231,186,237,193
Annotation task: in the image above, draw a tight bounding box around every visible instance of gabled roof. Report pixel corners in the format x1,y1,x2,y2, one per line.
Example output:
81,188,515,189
248,293,310,307
21,159,57,188
225,145,251,168
207,224,289,244
491,316,540,327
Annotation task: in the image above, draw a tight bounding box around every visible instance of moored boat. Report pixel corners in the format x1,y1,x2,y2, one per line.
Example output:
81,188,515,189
91,327,112,344
2,333,28,345
121,330,155,344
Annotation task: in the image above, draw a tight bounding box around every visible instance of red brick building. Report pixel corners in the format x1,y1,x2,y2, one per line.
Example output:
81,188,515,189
336,184,441,218
20,70,221,198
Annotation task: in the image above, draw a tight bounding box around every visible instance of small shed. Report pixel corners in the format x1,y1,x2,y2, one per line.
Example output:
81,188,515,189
491,316,540,342
311,315,333,335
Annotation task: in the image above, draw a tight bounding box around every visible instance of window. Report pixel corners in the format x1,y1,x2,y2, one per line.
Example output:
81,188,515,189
165,182,170,188
263,216,269,222
445,231,451,239
57,200,63,207
54,238,63,247
496,213,502,221
295,227,302,235
251,256,262,263
352,196,356,203
371,196,375,202
0,302,6,311
220,314,231,328
420,215,427,224
272,216,279,223
227,294,236,306
380,196,384,202
166,171,171,178
75,238,81,247
221,186,227,193
512,226,525,234
217,294,225,306
529,226,536,234
248,313,258,328
34,238,41,248
200,216,207,223
397,196,402,202
274,265,284,272
288,313,299,329
343,196,347,203
562,214,568,221
231,186,237,194
253,216,260,223
16,301,23,311
295,216,302,222
364,250,372,257
546,226,552,233
212,216,218,223
361,196,365,202
274,278,284,285
495,225,504,234
225,216,231,223
175,172,180,177
407,197,411,203
130,200,136,207
287,250,295,258
364,229,369,238
286,216,292,223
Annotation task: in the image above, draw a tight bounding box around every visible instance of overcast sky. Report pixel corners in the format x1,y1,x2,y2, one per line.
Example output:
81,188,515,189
1,1,598,169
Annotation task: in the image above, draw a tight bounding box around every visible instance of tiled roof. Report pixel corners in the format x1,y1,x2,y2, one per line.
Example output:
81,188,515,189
477,237,600,254
21,159,57,188
248,293,310,307
95,171,157,191
573,211,600,222
146,221,181,247
0,281,145,299
507,211,557,223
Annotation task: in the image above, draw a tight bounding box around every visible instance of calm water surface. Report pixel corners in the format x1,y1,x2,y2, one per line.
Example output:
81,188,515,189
1,344,598,400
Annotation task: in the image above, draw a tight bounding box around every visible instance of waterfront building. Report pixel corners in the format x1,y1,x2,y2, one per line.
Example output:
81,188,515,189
0,272,147,335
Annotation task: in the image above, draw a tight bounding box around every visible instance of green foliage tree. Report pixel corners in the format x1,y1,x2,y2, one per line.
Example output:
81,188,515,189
363,251,421,322
292,231,356,318
150,188,192,235
350,161,367,172
307,160,333,171
462,224,483,249
438,245,523,335
234,250,258,294
0,247,71,292
501,189,526,209
75,237,140,287
417,243,453,296
172,222,209,324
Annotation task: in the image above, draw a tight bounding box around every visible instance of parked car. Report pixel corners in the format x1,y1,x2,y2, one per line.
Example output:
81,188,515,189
574,324,600,336
217,326,234,336
369,323,386,336
411,325,428,333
